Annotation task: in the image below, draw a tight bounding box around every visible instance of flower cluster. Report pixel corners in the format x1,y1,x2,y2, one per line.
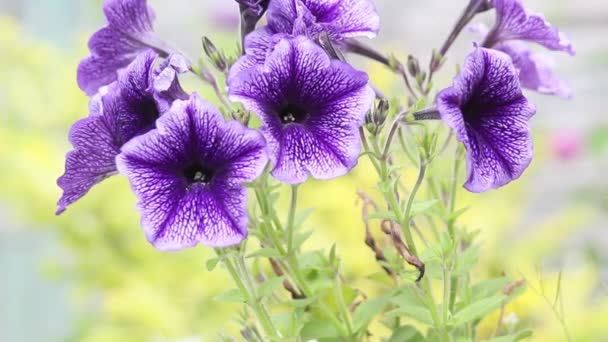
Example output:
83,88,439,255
56,0,577,339
58,0,377,249
58,0,574,249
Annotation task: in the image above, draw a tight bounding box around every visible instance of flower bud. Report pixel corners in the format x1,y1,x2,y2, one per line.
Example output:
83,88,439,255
202,36,227,72
365,99,389,135
407,54,421,78
232,108,251,126
430,49,445,73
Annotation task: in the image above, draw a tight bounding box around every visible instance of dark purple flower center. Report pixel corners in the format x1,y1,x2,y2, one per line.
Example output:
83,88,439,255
279,103,309,124
183,163,215,184
461,99,485,125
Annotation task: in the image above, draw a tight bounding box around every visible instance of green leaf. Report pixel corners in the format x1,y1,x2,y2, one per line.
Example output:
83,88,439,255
444,206,470,222
293,230,314,249
451,295,506,326
367,210,398,221
289,296,317,308
385,306,434,325
246,248,282,259
410,199,439,217
206,257,221,272
300,319,341,340
328,243,337,265
214,288,246,303
452,245,480,276
378,178,398,194
258,276,285,298
352,297,388,332
471,277,510,302
389,325,425,342
294,208,314,228
483,329,533,342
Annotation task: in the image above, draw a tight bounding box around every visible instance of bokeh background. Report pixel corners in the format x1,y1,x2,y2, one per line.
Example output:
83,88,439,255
1,0,607,341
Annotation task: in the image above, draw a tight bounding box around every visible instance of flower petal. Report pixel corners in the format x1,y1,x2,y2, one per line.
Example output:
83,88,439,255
491,0,575,55
463,101,534,192
77,0,157,95
267,0,379,40
497,42,572,99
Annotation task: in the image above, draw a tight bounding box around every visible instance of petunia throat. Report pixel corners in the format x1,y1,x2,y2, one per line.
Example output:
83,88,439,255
279,103,309,124
183,162,215,185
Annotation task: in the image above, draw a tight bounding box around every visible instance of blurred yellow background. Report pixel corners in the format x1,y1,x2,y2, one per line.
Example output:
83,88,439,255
0,0,607,341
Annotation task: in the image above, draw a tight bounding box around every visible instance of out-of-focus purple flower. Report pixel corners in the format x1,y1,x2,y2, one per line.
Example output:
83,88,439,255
209,7,241,31
550,130,583,161
267,0,380,41
470,23,572,99
228,37,374,184
78,0,169,95
116,94,268,250
437,47,536,192
57,50,188,214
484,0,575,55
495,41,571,99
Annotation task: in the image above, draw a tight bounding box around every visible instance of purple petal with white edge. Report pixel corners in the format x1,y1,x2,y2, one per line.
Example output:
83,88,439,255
228,37,373,183
116,94,267,250
490,0,575,55
437,47,536,192
77,0,158,95
267,0,379,41
496,41,572,99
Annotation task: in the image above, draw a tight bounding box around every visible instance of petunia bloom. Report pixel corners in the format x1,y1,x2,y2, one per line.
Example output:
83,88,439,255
484,0,575,55
228,37,375,184
56,50,187,214
116,94,268,250
78,0,170,95
470,23,572,99
266,0,380,41
437,47,536,192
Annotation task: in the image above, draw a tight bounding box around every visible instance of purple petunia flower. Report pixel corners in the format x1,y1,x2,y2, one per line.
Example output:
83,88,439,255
116,94,268,250
437,47,536,193
484,0,575,55
470,23,572,99
57,50,188,214
77,0,170,95
228,37,375,184
266,0,380,41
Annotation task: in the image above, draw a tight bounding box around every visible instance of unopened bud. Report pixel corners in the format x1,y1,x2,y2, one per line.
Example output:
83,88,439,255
406,54,421,78
365,99,389,135
232,108,251,126
202,36,227,72
430,49,445,73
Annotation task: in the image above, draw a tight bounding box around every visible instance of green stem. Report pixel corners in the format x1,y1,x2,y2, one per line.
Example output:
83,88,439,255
286,256,349,336
334,273,354,336
447,152,463,312
254,176,349,336
218,250,279,340
442,266,452,326
401,157,427,255
286,185,300,255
